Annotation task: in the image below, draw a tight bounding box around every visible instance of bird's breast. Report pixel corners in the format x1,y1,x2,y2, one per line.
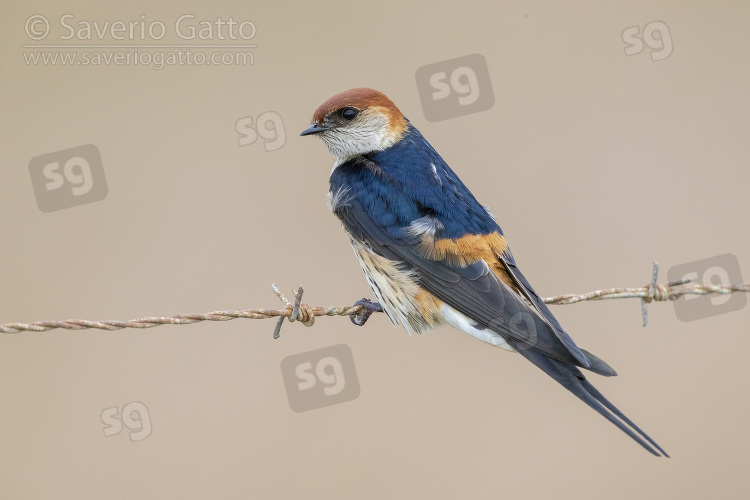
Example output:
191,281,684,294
347,237,444,335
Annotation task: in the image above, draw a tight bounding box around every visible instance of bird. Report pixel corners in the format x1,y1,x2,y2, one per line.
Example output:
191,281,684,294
300,87,668,457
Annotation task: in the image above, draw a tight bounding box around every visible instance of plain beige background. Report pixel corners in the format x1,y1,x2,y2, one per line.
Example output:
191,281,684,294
2,1,749,498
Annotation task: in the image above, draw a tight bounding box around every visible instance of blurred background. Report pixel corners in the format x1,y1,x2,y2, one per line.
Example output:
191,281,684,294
2,1,749,498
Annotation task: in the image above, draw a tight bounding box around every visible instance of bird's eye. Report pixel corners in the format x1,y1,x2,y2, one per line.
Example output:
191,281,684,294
341,107,358,121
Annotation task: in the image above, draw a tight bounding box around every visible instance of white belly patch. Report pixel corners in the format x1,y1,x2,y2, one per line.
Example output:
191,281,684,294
441,305,516,352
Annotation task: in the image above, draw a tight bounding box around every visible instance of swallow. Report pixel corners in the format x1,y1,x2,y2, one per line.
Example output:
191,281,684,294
301,88,667,456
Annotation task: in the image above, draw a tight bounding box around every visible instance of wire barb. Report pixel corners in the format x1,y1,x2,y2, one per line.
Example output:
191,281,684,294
641,261,661,327
273,285,316,339
2,265,748,334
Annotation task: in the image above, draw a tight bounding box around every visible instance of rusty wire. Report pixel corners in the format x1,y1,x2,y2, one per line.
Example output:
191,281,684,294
1,262,746,335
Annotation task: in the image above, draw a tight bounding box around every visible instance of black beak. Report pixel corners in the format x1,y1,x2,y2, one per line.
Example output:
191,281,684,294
300,123,331,136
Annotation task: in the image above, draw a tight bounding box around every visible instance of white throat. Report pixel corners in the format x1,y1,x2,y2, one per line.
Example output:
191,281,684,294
319,109,400,167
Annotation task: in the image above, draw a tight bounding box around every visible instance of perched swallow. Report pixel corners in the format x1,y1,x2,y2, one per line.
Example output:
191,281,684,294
301,88,667,456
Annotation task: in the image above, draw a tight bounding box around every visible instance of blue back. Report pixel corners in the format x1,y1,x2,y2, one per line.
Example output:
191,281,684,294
329,122,503,240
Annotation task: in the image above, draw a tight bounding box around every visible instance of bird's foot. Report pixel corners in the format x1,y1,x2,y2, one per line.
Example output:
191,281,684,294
350,298,383,326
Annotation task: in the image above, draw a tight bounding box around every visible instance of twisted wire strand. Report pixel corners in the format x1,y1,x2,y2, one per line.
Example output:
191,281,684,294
543,282,749,305
1,266,747,334
0,304,363,334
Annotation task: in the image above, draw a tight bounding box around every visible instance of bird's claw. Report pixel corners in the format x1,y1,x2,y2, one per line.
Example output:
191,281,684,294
350,298,383,326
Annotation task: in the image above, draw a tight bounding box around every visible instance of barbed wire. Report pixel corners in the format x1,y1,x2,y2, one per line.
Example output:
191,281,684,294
1,262,746,336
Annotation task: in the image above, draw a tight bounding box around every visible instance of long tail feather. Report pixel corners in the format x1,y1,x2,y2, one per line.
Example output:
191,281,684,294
580,379,669,457
512,344,668,457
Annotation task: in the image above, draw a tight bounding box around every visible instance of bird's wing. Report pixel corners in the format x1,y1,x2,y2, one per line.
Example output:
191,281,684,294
336,196,669,456
494,250,603,370
335,195,611,373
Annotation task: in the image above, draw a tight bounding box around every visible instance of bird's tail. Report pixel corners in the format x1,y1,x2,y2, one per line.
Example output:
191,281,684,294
512,344,669,457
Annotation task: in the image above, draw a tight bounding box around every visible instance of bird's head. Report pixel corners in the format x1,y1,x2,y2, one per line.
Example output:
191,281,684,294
300,88,408,163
